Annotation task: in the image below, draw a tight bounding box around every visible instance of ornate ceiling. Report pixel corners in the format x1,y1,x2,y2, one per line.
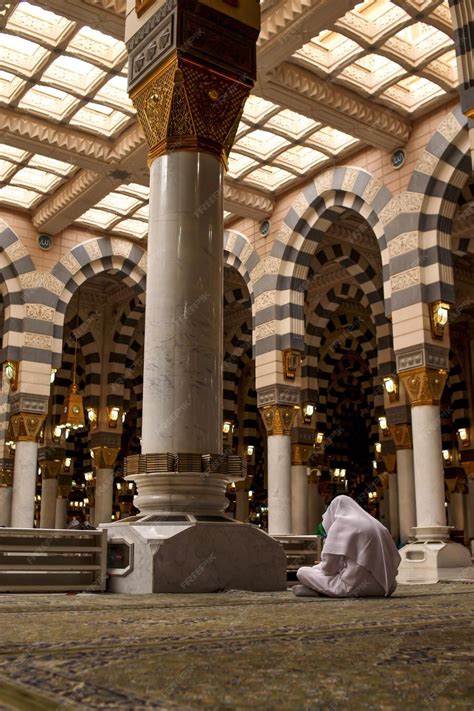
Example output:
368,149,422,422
0,0,457,238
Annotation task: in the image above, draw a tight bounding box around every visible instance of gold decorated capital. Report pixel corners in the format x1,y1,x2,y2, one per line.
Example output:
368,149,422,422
92,446,120,470
382,453,397,474
0,469,13,488
260,405,296,437
399,367,447,407
41,459,63,480
291,443,312,466
391,423,412,450
131,54,251,166
9,413,46,442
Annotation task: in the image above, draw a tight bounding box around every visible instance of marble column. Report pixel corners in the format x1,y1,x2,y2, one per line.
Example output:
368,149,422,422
55,472,72,529
388,472,400,544
92,446,119,525
260,405,296,535
291,444,312,535
9,413,45,528
307,470,325,533
466,474,474,541
39,457,63,529
0,466,13,527
400,368,449,539
235,479,250,522
449,492,465,531
392,423,416,544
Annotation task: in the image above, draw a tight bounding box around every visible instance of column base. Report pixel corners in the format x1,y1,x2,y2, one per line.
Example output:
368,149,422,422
397,538,472,585
101,515,287,593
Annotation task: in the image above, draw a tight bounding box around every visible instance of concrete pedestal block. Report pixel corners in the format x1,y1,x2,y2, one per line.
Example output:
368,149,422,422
102,516,287,593
397,537,472,584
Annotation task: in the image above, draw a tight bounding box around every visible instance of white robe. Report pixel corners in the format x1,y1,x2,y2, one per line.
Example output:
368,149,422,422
297,495,400,598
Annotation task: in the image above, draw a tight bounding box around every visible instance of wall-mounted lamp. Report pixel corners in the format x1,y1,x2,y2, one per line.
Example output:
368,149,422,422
457,428,470,447
84,471,94,483
64,457,72,472
3,360,18,391
378,416,390,436
108,406,120,428
375,442,382,454
223,421,232,435
442,449,452,465
368,491,377,502
122,411,127,424
87,407,98,429
302,402,315,424
315,432,324,446
383,375,399,403
283,349,300,381
50,368,57,384
52,425,62,443
246,444,255,457
430,301,450,340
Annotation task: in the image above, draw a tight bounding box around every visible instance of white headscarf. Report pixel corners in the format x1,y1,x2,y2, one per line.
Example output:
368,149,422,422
322,495,401,595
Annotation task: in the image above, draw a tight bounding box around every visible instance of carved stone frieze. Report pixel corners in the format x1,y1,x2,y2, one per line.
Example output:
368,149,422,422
260,404,297,437
20,271,63,297
396,344,449,373
257,384,300,408
25,304,55,322
9,393,49,416
399,367,448,407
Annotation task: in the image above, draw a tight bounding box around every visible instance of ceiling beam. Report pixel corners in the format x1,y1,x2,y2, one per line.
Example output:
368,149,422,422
32,0,126,39
259,62,411,151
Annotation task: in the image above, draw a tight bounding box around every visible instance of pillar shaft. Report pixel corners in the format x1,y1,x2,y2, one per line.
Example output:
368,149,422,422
267,435,292,535
0,468,13,527
55,497,68,529
142,151,223,455
95,468,114,525
235,489,249,522
40,477,58,529
9,412,45,528
396,448,416,544
388,472,400,543
291,465,308,535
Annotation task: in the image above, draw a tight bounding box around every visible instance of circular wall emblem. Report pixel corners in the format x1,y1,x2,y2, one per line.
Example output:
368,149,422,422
38,234,53,250
391,149,406,170
260,219,270,237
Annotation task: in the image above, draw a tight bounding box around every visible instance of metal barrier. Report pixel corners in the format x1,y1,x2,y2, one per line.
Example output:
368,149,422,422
0,528,107,593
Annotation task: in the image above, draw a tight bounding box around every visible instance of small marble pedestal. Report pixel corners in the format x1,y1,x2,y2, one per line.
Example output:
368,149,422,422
397,527,472,584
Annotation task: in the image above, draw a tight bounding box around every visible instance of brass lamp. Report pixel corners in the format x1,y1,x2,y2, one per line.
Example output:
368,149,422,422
430,301,449,339
383,375,399,403
302,402,316,424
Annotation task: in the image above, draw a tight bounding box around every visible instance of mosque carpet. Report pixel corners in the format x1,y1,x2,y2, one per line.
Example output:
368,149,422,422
0,582,472,710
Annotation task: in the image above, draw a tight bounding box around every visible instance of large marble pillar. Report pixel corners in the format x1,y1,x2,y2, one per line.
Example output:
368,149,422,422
10,413,45,528
235,479,250,522
260,405,296,535
466,473,474,542
0,465,13,527
92,446,119,525
307,470,325,532
39,458,62,529
291,443,312,535
104,0,286,593
398,366,471,580
388,472,400,544
392,423,416,545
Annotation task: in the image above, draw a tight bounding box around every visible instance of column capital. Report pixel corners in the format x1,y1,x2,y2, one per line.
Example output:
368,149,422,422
399,367,448,407
391,423,413,451
92,446,120,470
40,459,63,480
0,468,13,488
260,405,297,437
57,474,72,499
291,443,312,466
9,412,46,442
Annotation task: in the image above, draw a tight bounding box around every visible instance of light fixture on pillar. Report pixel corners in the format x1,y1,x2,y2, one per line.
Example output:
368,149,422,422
84,471,94,483
315,432,324,446
383,375,399,403
87,407,98,429
222,421,232,435
378,415,390,437
283,349,300,381
107,407,120,428
457,428,470,448
430,301,450,340
59,294,85,433
64,457,72,472
302,402,315,424
442,449,452,465
246,444,254,457
375,442,382,454
50,368,57,384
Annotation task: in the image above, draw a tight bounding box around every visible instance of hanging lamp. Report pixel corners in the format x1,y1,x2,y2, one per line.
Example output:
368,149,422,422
59,292,85,431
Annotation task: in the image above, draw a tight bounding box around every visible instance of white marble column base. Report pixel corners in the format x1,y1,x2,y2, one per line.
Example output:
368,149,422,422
132,471,230,514
103,519,287,593
397,539,472,584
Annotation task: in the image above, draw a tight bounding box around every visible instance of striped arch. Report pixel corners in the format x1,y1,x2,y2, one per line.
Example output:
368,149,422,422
224,287,251,309
452,204,474,255
107,295,145,406
224,230,260,309
386,107,470,313
447,353,470,431
223,320,252,422
0,219,35,363
49,237,146,369
256,167,392,354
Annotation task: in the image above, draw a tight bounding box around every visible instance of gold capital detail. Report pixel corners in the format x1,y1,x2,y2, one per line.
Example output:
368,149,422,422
9,413,46,442
391,423,412,450
92,447,120,470
131,54,251,165
291,443,312,466
0,469,13,487
41,459,63,480
399,367,447,407
260,405,296,437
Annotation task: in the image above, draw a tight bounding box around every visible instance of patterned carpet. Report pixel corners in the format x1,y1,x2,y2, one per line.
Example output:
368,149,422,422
0,583,473,710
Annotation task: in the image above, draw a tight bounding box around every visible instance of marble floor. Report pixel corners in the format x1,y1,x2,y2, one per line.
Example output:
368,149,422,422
0,583,473,710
